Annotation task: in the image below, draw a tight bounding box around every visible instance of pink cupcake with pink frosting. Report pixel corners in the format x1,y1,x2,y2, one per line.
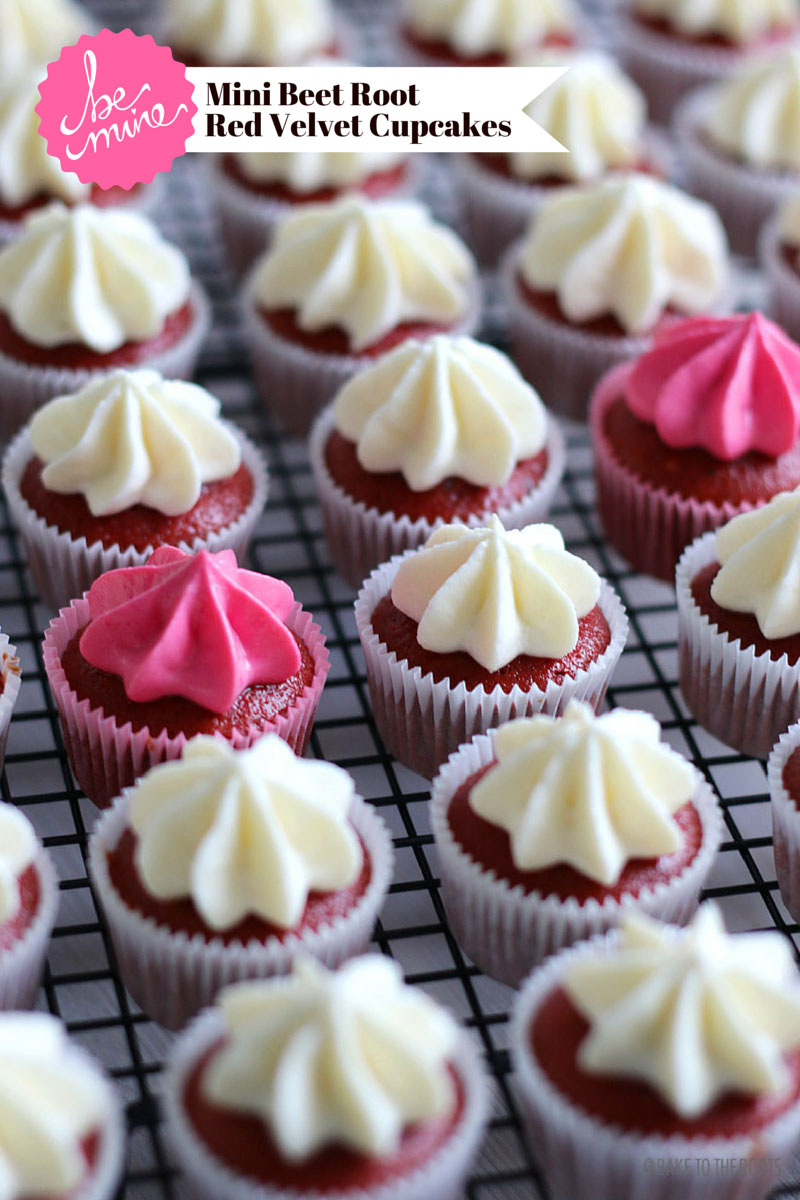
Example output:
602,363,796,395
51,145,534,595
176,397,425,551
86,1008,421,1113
43,546,329,808
590,312,800,581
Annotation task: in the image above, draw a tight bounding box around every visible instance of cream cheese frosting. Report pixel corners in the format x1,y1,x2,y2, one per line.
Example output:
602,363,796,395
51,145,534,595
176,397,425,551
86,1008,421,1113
391,517,600,671
0,204,191,352
128,735,362,931
633,0,799,43
0,1012,107,1198
470,701,696,884
0,0,90,77
403,0,576,57
0,803,36,927
0,68,88,209
333,335,548,490
236,150,406,194
518,174,728,335
29,369,241,517
165,0,334,65
710,489,800,639
202,955,459,1159
510,51,647,183
253,197,476,353
703,47,800,169
564,905,800,1116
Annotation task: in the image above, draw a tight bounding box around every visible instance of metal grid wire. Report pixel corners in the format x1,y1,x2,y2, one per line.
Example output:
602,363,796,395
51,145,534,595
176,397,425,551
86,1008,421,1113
2,0,797,1196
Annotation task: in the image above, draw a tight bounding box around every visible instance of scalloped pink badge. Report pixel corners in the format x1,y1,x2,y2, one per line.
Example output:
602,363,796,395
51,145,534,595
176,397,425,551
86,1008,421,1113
36,29,196,190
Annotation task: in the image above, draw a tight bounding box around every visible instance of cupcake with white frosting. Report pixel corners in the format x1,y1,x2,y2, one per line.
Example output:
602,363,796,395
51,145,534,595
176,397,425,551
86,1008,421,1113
397,0,580,66
163,0,343,66
431,702,722,985
243,196,480,435
309,336,566,587
763,192,800,341
355,517,628,778
0,1011,125,1200
163,956,489,1200
0,0,90,77
0,801,58,1010
1,369,269,611
512,905,800,1200
503,173,731,420
0,204,210,438
89,734,393,1030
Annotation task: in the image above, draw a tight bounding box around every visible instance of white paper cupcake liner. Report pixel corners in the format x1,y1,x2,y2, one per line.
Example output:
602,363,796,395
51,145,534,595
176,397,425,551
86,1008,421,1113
355,554,628,780
0,281,211,443
3,424,270,612
162,1007,489,1200
309,404,567,590
767,722,800,923
511,933,800,1200
0,178,163,250
677,531,800,759
242,278,482,438
89,794,394,1030
431,730,722,987
0,847,59,1010
0,631,21,770
63,1041,127,1200
761,216,800,343
43,595,330,809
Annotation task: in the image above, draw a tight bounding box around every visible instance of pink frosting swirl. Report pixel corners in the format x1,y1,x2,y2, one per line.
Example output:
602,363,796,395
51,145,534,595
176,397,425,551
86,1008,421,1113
625,314,800,460
79,546,301,714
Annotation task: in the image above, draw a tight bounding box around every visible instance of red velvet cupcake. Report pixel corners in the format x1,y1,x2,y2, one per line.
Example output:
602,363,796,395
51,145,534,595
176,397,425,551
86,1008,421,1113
43,546,329,808
163,956,490,1200
396,0,579,67
768,720,800,924
591,313,800,581
0,801,59,1010
512,905,800,1200
355,517,627,779
243,195,480,436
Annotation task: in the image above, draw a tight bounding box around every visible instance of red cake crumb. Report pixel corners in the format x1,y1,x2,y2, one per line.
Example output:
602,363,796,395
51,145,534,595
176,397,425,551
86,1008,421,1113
0,183,148,223
401,25,574,65
223,157,410,204
0,301,195,369
632,11,799,50
783,746,800,811
691,562,800,665
474,153,661,188
516,273,679,339
0,863,41,953
259,306,454,359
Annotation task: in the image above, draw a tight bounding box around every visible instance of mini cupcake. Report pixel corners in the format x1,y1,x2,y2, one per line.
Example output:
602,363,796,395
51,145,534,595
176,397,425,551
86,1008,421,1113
617,0,800,124
0,1011,125,1200
0,801,58,1010
431,701,722,986
43,546,329,808
310,335,566,588
243,196,480,435
355,517,628,779
163,956,490,1200
762,192,800,342
503,173,730,421
677,490,800,758
512,906,800,1200
0,0,90,77
164,0,343,66
768,720,800,923
0,204,210,439
89,735,393,1030
2,369,269,611
397,0,579,67
591,313,800,581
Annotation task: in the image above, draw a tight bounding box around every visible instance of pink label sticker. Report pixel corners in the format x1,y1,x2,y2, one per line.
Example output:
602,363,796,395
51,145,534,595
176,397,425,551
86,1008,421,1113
36,29,196,191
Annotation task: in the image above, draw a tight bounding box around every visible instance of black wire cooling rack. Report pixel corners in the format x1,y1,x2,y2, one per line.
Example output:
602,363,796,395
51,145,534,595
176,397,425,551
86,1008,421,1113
3,0,799,1196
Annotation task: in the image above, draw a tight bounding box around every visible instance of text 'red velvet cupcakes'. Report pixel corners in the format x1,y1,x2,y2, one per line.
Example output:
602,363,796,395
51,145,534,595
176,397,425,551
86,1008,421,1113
396,0,579,68
0,204,210,439
431,702,722,987
503,173,731,421
43,546,329,808
242,195,480,436
763,193,800,342
677,491,800,759
163,956,490,1200
768,721,800,924
591,313,800,581
310,335,566,588
355,517,627,780
89,735,393,1030
512,906,800,1200
0,801,58,1011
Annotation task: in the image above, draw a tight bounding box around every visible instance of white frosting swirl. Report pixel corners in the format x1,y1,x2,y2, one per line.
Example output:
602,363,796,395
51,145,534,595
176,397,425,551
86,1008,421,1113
518,174,728,335
29,369,242,518
391,517,601,671
253,197,476,353
333,336,548,491
0,803,36,926
0,204,191,352
236,150,405,194
165,0,334,65
510,51,647,183
128,736,363,931
203,955,459,1159
0,1013,107,1198
703,47,800,169
470,701,696,884
0,0,90,77
633,0,799,42
710,489,800,639
403,0,576,57
0,68,88,209
564,905,800,1116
